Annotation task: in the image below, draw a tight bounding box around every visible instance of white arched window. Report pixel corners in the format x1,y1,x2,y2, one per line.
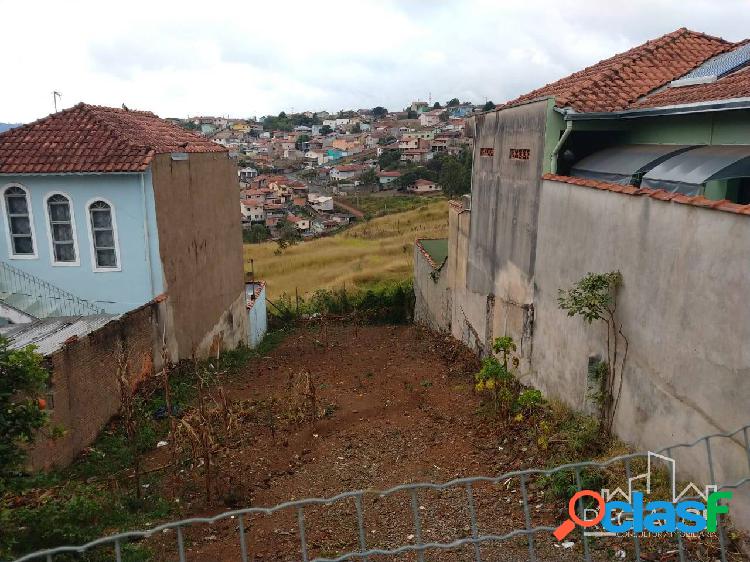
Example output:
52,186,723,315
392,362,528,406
46,194,78,264
88,200,119,270
3,185,36,257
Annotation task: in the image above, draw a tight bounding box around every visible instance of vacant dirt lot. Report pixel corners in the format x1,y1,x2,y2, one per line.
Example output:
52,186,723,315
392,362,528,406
141,324,736,562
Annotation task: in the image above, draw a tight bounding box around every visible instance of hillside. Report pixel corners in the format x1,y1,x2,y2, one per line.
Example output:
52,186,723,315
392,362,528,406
244,199,448,299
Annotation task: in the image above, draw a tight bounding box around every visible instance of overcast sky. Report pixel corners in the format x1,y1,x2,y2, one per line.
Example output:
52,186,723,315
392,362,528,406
1,0,748,123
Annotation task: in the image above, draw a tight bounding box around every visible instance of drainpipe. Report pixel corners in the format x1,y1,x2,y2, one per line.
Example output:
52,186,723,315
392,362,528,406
550,120,573,175
140,172,155,297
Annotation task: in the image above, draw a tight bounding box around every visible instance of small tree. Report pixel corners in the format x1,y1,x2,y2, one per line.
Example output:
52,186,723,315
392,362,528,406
0,339,48,486
243,224,270,244
319,125,333,135
359,168,377,185
474,336,520,417
446,98,460,107
482,100,495,111
558,271,628,435
372,106,388,119
276,222,301,251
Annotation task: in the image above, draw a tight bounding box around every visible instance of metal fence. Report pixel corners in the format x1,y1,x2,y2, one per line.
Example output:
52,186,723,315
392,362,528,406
12,423,750,562
0,261,105,318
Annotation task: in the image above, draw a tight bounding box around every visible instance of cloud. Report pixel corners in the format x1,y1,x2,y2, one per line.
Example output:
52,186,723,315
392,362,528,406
0,0,747,122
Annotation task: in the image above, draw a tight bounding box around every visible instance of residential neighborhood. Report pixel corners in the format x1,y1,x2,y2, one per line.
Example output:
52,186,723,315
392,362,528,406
176,101,476,242
2,3,750,562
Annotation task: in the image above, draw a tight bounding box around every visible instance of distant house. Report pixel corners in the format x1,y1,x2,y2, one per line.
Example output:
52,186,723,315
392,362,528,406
409,179,441,194
241,200,265,222
326,148,345,161
308,194,334,212
331,164,365,181
377,170,401,186
239,166,259,182
287,213,310,231
401,149,433,163
419,110,443,127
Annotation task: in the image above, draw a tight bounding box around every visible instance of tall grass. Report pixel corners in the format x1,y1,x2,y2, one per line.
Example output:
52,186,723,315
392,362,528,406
244,200,448,299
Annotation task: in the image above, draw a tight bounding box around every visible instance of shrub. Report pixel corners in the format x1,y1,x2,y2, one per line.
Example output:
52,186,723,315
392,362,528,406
0,339,49,488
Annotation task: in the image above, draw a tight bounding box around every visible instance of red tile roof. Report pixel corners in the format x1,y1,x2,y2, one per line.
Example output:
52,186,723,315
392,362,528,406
0,103,226,174
543,173,750,217
377,171,401,177
503,29,737,113
634,64,750,108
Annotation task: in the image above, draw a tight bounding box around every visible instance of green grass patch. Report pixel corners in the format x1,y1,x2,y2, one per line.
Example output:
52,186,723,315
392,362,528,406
1,332,289,561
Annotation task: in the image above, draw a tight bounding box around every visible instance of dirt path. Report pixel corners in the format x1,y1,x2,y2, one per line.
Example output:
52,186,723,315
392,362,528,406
332,198,365,217
143,324,732,562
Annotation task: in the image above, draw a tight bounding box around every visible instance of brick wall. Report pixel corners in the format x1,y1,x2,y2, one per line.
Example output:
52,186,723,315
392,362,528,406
28,299,165,470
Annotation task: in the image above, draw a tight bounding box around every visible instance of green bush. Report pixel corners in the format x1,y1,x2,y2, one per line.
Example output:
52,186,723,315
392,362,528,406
0,339,49,488
272,280,415,325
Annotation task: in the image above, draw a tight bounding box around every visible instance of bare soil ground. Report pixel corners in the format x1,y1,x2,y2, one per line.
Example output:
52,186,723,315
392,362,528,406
141,324,740,562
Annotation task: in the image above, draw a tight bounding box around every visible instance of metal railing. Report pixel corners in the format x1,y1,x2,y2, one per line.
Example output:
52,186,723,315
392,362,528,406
11,423,750,562
0,261,105,318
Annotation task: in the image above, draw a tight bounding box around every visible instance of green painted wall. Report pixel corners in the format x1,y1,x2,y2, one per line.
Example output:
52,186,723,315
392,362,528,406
543,99,564,174
624,110,750,145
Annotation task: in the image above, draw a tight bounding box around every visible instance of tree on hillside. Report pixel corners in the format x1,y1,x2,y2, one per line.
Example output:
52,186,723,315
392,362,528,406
406,109,418,119
360,168,377,185
378,149,401,171
433,101,441,109
295,134,311,150
276,222,302,251
243,224,270,244
0,339,49,485
446,98,460,107
436,148,472,196
319,125,333,135
483,100,496,111
372,106,388,118
352,123,362,134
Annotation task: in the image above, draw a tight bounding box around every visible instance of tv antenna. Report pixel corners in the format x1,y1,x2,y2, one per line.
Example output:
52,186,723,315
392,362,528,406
53,91,62,112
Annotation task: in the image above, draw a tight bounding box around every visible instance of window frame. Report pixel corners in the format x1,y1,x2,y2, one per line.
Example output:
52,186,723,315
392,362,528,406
43,191,80,266
85,197,121,272
1,183,38,260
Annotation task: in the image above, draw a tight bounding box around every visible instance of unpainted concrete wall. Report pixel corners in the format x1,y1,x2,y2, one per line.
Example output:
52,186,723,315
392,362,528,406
150,152,247,359
533,179,750,527
467,101,547,358
413,245,451,333
447,204,487,354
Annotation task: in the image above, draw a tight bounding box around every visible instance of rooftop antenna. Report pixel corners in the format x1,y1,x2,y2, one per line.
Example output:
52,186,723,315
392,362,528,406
428,92,432,105
53,91,62,112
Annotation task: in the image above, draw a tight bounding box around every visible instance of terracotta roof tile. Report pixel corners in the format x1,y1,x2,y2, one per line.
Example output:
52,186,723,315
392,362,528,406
501,29,736,113
543,173,750,217
0,103,226,174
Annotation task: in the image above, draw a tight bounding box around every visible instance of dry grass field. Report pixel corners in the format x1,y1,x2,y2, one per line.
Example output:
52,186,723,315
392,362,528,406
243,199,448,299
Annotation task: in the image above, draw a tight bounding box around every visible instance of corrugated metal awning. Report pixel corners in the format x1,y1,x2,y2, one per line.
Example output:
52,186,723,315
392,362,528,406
2,315,118,356
571,144,693,185
641,145,750,194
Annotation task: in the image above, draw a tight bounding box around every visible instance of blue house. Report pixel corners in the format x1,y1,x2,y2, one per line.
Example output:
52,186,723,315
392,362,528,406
0,103,248,357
